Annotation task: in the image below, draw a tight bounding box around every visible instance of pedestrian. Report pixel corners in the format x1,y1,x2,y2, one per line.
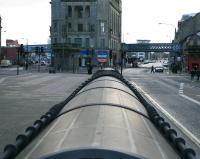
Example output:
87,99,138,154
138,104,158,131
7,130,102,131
151,65,154,73
100,63,103,70
25,61,28,70
57,64,61,72
191,67,195,80
87,63,93,74
197,70,200,81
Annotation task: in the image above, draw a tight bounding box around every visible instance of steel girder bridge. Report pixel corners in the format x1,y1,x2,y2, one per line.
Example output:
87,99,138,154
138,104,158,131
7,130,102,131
122,43,182,52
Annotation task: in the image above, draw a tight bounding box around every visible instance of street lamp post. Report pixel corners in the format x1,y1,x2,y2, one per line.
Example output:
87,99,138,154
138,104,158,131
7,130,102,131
0,17,6,61
158,22,177,73
25,39,29,70
17,44,24,75
158,22,176,40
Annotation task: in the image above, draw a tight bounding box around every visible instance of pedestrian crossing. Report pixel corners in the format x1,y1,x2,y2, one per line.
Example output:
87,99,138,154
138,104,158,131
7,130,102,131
179,83,184,94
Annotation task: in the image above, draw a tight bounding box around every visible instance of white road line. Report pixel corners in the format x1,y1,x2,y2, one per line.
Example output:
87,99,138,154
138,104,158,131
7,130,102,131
180,94,200,106
0,77,6,84
131,81,200,148
180,83,184,89
178,82,200,105
179,83,184,94
179,90,183,94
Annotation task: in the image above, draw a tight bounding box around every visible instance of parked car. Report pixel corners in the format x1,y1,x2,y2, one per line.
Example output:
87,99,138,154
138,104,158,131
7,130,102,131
154,66,164,72
0,60,12,67
41,61,47,66
163,60,169,67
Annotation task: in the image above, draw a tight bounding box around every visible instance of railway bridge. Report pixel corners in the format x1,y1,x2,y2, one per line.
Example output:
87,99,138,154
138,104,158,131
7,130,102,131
122,43,182,52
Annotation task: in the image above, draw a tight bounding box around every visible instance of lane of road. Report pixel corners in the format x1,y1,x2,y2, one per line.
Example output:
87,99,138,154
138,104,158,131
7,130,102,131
0,73,90,154
124,68,200,156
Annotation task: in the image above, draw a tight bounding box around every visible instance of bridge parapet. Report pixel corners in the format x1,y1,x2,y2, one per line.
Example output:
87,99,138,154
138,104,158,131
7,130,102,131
122,43,182,52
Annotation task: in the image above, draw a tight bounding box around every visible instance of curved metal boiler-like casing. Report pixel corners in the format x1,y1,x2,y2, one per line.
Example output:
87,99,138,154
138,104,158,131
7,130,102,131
16,76,181,159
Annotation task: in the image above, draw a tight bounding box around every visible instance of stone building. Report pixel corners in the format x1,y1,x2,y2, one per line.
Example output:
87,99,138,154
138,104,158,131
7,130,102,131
50,0,122,70
174,12,200,72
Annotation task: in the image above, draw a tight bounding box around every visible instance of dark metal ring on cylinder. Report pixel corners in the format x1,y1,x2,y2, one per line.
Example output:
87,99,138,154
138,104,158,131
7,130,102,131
174,137,186,152
182,148,196,159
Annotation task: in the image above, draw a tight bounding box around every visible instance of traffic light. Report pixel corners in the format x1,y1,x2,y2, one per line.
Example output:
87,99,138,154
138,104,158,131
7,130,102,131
109,50,112,59
41,47,44,53
35,47,39,54
19,44,24,54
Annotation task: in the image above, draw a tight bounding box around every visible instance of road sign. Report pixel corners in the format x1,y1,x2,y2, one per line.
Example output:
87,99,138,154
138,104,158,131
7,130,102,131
97,50,108,63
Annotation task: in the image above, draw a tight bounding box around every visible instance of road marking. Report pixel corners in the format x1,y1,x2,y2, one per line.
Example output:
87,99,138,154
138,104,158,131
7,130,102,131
0,77,6,84
179,90,183,94
180,94,200,106
131,81,200,148
178,82,200,106
179,83,184,94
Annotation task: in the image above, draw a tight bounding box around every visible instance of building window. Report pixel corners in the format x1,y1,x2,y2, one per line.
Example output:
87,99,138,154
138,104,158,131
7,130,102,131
90,24,95,32
67,38,71,44
75,38,82,47
100,38,105,49
53,21,57,32
62,24,67,36
53,38,57,43
68,23,72,31
78,24,83,32
85,6,90,17
85,38,90,48
86,23,90,32
68,6,72,17
100,22,105,33
75,6,83,18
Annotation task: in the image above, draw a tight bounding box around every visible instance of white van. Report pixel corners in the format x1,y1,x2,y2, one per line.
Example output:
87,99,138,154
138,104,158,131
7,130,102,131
0,60,12,67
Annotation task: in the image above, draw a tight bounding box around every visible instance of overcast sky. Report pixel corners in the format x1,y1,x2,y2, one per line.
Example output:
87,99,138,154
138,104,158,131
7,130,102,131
0,0,200,45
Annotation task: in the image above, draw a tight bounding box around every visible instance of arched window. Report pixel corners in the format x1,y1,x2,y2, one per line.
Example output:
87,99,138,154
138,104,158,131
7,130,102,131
75,6,83,18
68,6,72,17
85,6,90,17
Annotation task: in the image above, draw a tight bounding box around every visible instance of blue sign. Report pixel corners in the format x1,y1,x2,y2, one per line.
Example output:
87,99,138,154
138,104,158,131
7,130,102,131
97,50,109,63
80,50,88,56
97,50,108,58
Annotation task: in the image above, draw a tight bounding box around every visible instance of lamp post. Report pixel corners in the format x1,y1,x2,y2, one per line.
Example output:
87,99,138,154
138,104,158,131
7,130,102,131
0,17,6,61
158,22,176,41
122,32,129,43
158,22,177,73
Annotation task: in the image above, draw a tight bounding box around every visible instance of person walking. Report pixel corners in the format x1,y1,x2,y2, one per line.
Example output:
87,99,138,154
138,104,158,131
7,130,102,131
25,61,28,70
191,67,195,80
151,65,154,73
197,69,200,81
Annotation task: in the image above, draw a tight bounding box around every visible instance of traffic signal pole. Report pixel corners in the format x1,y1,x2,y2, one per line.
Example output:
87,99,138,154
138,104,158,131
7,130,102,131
35,46,44,72
17,44,24,75
17,51,19,75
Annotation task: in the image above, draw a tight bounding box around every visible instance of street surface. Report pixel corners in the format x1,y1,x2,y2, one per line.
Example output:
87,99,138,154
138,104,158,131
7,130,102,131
0,64,200,158
0,71,90,155
123,67,200,157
